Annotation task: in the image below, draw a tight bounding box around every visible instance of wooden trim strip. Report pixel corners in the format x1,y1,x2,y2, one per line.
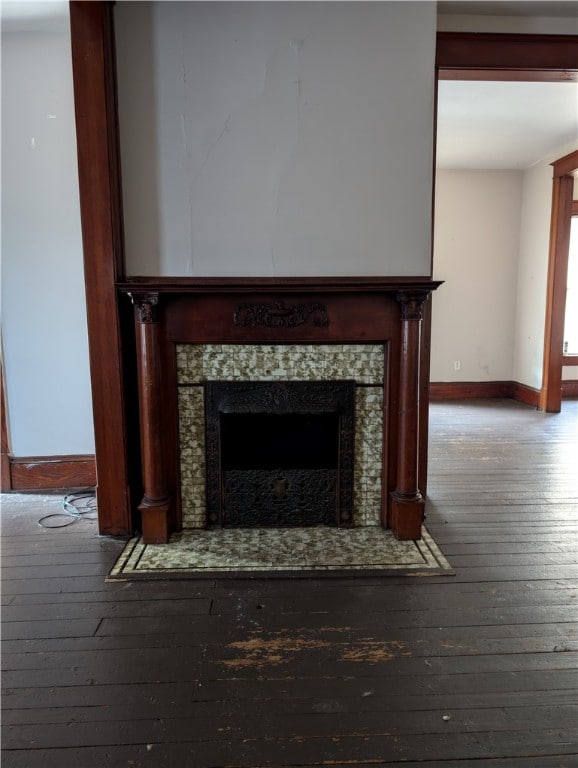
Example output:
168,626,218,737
511,382,541,409
70,2,136,534
562,380,578,398
429,381,514,401
552,150,578,179
429,381,541,408
9,455,96,491
563,355,578,366
120,276,443,294
436,32,578,72
439,68,578,83
0,356,11,492
540,174,575,412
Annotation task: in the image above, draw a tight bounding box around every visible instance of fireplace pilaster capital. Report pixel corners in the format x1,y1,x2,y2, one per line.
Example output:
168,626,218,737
129,291,161,323
395,290,430,321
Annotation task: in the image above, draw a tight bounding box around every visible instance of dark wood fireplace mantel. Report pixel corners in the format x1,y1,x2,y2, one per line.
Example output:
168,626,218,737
121,275,442,293
119,276,442,544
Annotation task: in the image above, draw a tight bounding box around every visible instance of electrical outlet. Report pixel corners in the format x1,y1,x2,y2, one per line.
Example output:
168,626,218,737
454,360,461,371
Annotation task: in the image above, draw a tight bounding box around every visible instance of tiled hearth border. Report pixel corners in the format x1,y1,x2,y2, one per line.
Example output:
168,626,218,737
176,344,384,528
108,526,453,579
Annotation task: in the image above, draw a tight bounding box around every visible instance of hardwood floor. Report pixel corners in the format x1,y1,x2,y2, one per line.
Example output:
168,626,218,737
2,398,577,767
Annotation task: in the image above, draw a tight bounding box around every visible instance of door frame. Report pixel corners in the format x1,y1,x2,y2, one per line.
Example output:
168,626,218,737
541,152,578,412
436,32,578,413
70,2,140,535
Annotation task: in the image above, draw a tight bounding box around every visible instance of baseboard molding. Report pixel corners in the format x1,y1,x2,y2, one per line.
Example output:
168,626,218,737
430,380,541,407
429,381,515,400
7,455,96,492
0,454,11,492
562,379,578,397
511,382,541,408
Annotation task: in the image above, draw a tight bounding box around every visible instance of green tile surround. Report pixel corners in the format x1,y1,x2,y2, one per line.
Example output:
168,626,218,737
176,344,385,529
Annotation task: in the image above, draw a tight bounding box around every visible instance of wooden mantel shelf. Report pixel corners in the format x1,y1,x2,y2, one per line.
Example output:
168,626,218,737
118,276,443,295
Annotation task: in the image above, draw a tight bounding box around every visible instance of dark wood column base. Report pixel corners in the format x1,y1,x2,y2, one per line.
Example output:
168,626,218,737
139,496,173,544
389,491,425,540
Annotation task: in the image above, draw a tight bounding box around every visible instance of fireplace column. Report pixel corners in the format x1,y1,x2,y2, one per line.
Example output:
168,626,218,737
390,290,428,540
130,291,172,544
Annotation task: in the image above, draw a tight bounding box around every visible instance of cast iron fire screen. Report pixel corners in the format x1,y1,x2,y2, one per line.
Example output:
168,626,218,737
204,380,355,527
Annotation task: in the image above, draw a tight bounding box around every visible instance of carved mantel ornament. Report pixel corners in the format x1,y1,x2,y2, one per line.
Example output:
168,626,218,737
233,301,329,329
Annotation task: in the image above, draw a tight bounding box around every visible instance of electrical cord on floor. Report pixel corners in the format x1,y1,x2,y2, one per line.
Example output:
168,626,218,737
37,491,98,528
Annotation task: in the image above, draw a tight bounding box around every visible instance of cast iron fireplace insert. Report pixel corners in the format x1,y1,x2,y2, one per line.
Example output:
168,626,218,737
204,380,355,527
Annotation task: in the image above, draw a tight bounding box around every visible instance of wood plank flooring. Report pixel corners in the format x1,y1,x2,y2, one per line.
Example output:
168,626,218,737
2,398,577,767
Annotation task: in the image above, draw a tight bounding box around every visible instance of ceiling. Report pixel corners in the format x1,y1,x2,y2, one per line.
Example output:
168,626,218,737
436,80,578,170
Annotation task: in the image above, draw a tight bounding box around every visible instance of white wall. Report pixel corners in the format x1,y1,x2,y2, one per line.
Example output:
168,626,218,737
1,23,94,455
431,170,523,382
115,1,437,277
432,142,577,389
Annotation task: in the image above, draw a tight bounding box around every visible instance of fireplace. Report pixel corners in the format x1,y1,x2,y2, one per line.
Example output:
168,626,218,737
122,277,442,544
204,380,355,527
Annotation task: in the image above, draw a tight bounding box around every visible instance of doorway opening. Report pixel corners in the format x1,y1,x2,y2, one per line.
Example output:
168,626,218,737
434,33,578,412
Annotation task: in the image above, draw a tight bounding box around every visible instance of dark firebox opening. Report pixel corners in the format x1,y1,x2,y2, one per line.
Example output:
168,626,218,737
221,413,339,471
204,380,355,528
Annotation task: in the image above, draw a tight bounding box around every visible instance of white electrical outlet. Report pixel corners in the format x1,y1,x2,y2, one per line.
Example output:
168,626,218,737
454,360,461,371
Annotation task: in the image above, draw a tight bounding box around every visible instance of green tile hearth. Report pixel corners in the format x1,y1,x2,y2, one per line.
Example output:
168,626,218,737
109,527,452,578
